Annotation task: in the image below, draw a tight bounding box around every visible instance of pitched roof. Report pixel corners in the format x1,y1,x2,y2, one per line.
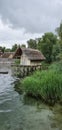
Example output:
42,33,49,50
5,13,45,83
13,47,45,61
22,48,45,61
2,52,14,58
13,47,22,58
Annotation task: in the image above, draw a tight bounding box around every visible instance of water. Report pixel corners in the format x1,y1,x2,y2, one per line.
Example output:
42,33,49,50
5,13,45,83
0,65,62,130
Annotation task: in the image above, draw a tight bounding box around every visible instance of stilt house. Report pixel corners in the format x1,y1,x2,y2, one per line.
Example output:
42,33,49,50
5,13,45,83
13,47,45,66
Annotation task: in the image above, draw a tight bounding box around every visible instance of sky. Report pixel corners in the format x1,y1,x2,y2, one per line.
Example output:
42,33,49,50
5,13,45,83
0,0,62,48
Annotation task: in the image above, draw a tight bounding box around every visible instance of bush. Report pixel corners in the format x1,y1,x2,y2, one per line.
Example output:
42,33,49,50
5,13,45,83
15,59,20,65
21,70,62,105
49,61,62,73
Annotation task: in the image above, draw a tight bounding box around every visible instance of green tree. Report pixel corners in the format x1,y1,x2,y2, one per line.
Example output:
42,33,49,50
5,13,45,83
52,42,60,61
27,39,37,49
0,46,6,53
21,44,26,48
56,21,62,60
11,44,18,52
2,47,5,53
5,48,11,52
38,32,57,63
56,21,62,40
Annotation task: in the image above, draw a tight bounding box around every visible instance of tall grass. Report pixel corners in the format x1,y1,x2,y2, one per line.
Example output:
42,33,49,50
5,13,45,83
49,61,62,73
15,61,62,105
21,68,62,105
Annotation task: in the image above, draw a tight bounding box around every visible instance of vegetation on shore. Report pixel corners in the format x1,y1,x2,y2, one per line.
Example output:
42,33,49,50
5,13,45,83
15,61,62,106
14,59,20,65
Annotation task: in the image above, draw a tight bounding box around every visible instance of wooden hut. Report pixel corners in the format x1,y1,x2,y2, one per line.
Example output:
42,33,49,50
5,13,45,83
13,47,45,66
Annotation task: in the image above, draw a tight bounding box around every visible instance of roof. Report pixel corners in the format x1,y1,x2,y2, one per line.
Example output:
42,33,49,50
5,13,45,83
22,48,45,61
13,47,45,61
13,47,22,58
2,52,14,58
0,50,3,57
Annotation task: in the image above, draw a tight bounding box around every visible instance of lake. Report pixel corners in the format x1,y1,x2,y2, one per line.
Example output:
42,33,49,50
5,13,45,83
0,64,62,130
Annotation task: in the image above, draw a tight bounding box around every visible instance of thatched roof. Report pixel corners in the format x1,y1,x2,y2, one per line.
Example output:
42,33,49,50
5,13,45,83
22,48,45,61
13,47,22,58
2,52,14,58
13,47,45,61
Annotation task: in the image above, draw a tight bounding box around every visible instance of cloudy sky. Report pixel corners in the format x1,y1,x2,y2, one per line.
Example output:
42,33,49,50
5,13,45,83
0,0,62,48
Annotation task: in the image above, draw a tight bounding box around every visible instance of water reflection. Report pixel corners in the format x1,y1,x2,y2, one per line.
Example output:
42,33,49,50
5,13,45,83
0,64,62,130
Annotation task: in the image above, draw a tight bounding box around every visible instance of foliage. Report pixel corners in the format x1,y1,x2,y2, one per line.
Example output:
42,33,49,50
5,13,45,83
27,32,58,63
21,44,26,48
49,61,62,73
11,44,18,52
14,80,23,94
5,48,11,52
52,43,60,61
27,39,37,49
56,21,62,40
15,59,20,65
56,53,62,61
20,68,62,105
0,46,5,53
38,32,57,63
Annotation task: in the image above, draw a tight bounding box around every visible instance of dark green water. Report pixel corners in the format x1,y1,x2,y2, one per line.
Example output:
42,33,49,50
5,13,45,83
0,65,62,130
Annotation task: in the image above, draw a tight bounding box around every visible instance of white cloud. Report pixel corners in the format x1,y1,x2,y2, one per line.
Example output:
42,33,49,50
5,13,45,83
0,19,43,48
0,0,62,33
0,0,62,47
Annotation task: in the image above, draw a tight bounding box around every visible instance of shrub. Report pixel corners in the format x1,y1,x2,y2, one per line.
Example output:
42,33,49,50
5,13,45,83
49,61,62,73
21,70,62,105
15,59,20,65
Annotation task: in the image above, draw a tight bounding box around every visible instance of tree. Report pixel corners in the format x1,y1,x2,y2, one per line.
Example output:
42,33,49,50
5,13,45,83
52,42,60,61
56,21,62,40
0,46,6,53
37,32,57,63
56,21,62,58
11,44,18,52
21,44,26,48
5,48,11,52
27,39,37,49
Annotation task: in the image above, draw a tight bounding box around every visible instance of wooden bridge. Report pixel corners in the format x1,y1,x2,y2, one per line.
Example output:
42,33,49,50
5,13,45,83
12,65,42,78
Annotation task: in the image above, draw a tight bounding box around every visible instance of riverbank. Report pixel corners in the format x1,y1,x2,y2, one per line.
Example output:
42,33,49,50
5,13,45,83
15,61,62,106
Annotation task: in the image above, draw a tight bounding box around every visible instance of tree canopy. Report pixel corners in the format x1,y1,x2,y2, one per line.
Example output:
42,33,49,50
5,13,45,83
27,39,37,49
37,32,57,63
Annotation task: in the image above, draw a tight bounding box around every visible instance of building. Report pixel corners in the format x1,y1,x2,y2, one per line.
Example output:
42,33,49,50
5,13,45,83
13,47,45,66
1,52,14,59
0,50,3,58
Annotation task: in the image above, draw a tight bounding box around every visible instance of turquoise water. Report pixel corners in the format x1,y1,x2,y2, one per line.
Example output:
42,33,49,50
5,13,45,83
0,65,62,130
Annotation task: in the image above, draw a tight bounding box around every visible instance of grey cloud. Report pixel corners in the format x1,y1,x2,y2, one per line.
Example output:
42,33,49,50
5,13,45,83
0,0,62,33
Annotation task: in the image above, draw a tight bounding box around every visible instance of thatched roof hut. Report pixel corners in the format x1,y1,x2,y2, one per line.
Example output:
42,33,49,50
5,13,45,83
21,48,45,61
13,47,45,65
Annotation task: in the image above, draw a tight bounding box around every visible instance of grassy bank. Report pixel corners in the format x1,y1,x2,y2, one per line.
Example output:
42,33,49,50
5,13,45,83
15,61,62,105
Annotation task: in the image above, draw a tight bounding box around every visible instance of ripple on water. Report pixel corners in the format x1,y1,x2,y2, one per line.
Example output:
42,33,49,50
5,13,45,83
0,66,62,130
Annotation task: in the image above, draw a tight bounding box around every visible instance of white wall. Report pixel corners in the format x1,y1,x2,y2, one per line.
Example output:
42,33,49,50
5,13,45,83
20,54,42,66
20,54,30,65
